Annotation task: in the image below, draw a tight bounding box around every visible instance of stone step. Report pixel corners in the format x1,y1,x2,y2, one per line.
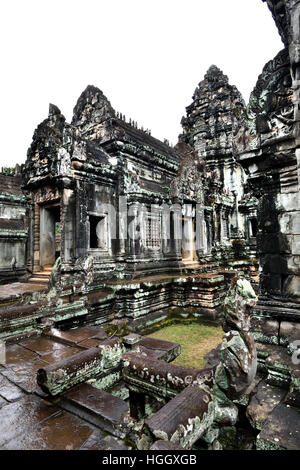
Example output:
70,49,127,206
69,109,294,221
60,383,129,438
256,402,300,450
0,302,43,341
28,277,49,285
32,273,50,278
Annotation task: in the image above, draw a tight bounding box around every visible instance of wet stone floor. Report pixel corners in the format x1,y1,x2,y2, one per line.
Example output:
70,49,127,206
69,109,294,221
0,326,132,450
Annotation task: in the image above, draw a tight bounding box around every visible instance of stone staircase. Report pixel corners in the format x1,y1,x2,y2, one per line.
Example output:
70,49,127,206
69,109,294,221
28,266,52,286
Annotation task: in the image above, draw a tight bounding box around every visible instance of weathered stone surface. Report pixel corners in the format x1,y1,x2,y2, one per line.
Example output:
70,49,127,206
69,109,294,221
61,383,129,438
44,326,107,346
21,336,77,356
256,402,300,450
41,345,82,364
0,302,43,340
122,352,214,398
246,380,286,430
0,0,299,452
81,434,129,450
150,440,185,450
76,338,103,349
145,384,214,449
123,333,142,346
1,357,49,393
0,395,60,447
251,315,279,345
204,344,221,369
0,395,7,408
4,343,39,366
37,337,124,396
279,321,300,351
136,336,181,362
0,374,24,402
2,410,96,450
285,365,300,407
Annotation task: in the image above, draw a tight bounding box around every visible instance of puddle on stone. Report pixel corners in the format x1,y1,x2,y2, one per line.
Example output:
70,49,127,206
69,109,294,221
1,358,49,393
4,344,39,366
20,337,71,355
0,395,60,447
3,410,96,450
46,326,107,345
41,346,81,364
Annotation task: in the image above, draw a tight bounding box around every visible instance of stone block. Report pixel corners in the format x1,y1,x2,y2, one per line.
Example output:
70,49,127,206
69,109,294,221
283,275,300,297
292,235,300,254
291,213,300,234
277,193,299,212
37,337,124,396
246,380,286,430
145,384,214,449
256,403,300,450
251,316,279,345
61,383,129,438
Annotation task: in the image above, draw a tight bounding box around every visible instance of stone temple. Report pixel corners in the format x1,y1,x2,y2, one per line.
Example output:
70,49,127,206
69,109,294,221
0,0,299,451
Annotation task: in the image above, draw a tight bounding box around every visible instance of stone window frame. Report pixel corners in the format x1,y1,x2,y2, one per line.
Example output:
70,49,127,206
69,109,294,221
143,211,162,251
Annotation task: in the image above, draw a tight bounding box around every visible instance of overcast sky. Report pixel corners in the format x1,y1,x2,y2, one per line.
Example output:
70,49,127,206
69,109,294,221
0,0,282,167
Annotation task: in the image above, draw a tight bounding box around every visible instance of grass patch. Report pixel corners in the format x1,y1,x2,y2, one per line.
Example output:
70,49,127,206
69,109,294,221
147,323,223,369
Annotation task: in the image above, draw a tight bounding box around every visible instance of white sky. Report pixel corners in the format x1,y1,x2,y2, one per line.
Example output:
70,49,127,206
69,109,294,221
0,0,282,167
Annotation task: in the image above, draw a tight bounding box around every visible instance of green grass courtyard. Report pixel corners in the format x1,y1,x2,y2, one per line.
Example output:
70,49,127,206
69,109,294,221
148,322,223,369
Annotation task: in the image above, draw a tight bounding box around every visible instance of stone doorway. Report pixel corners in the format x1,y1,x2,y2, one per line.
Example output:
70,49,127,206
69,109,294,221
181,217,197,262
39,202,61,269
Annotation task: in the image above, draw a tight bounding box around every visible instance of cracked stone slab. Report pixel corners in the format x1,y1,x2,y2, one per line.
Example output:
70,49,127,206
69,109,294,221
20,337,74,356
246,380,286,430
257,403,300,450
3,343,39,367
61,383,129,438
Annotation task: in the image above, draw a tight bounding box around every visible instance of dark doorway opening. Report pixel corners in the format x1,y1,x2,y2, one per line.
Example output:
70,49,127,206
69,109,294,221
40,202,61,268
